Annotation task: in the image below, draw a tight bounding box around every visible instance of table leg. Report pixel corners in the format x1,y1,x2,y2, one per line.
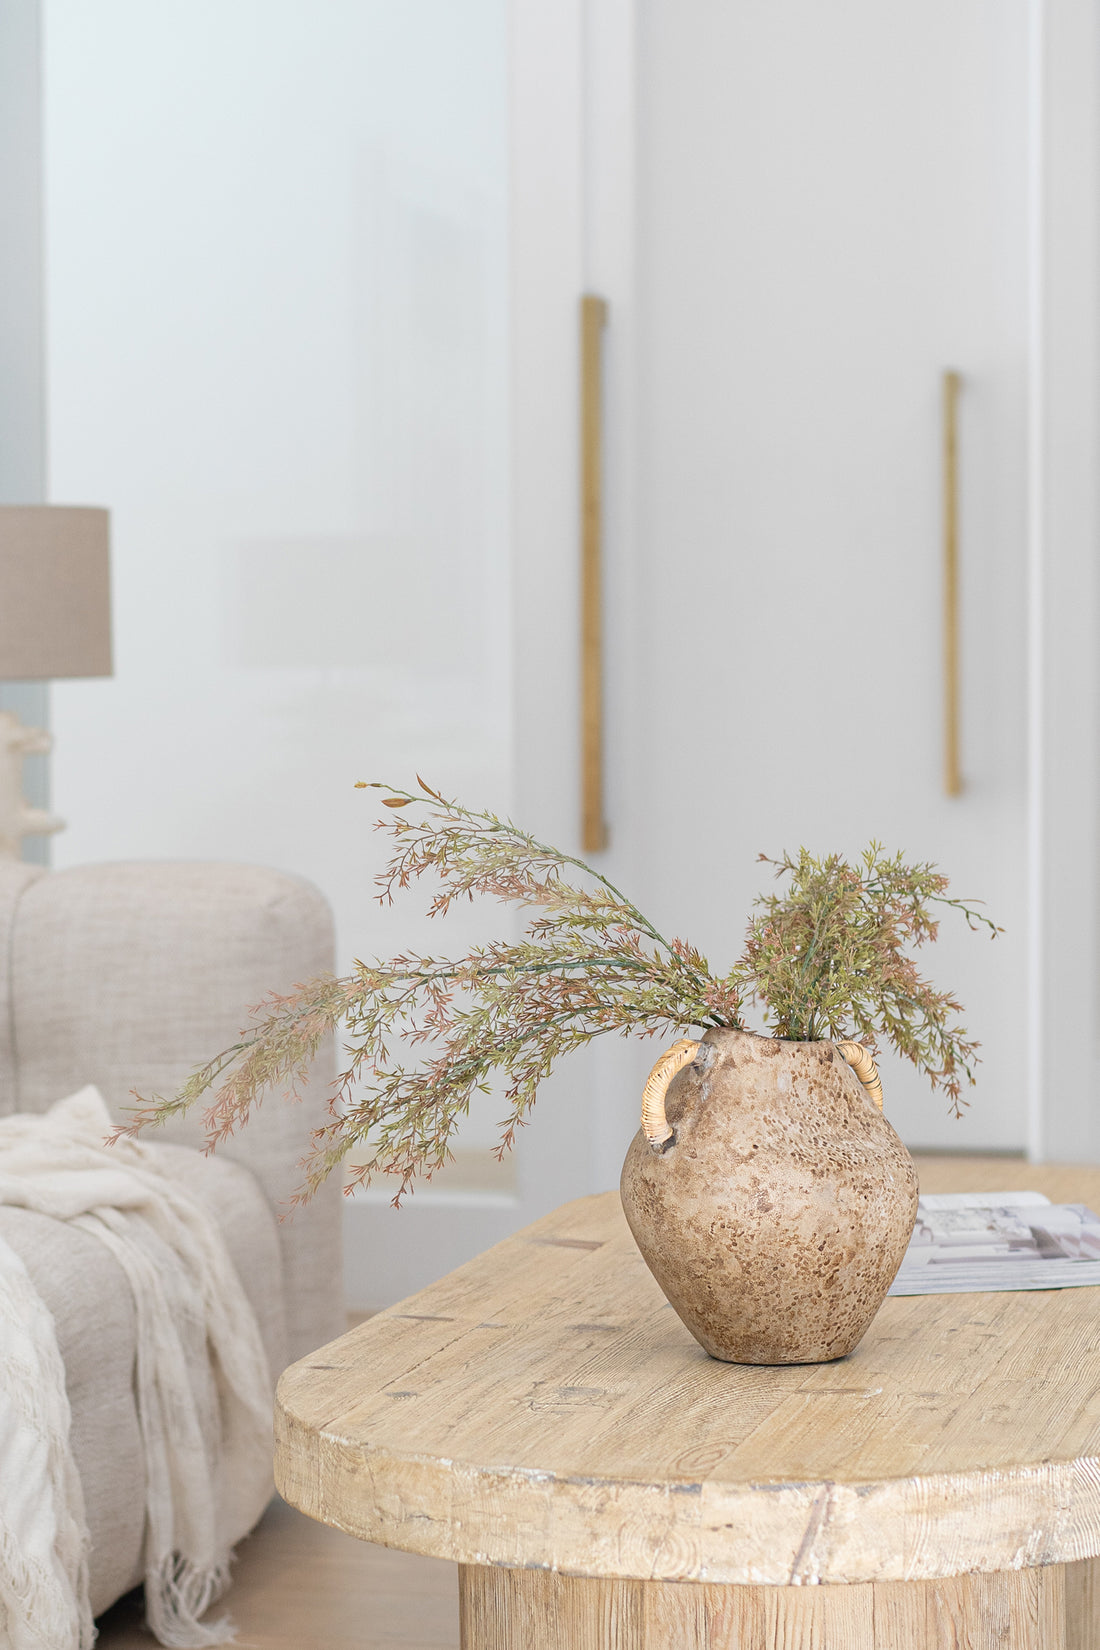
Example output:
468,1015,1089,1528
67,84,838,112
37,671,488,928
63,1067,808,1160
459,1562,1071,1649
1066,1556,1100,1650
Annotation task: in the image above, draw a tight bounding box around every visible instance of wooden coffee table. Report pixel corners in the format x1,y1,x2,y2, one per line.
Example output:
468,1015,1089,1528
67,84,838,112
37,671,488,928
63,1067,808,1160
275,1159,1100,1648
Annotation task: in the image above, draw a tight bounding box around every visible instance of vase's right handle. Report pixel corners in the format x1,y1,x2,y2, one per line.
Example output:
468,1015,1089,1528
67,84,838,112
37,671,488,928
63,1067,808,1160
837,1040,884,1109
641,1039,700,1150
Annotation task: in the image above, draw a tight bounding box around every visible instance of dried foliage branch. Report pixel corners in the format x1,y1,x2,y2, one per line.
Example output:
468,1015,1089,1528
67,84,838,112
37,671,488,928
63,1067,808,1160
740,844,1001,1114
116,779,742,1204
115,785,998,1199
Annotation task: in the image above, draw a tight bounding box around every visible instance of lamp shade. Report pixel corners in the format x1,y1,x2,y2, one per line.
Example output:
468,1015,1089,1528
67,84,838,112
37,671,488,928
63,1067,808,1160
0,506,111,680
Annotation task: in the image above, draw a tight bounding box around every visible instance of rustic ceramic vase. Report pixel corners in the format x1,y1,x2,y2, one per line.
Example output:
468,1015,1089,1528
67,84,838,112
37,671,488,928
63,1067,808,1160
620,1028,918,1364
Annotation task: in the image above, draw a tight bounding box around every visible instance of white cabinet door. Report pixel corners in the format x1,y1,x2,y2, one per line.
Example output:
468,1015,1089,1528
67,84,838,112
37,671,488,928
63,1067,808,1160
623,0,1030,1150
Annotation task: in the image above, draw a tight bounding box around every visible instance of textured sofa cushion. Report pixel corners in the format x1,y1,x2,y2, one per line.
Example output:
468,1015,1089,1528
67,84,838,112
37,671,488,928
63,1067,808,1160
0,861,342,1364
0,1140,283,1618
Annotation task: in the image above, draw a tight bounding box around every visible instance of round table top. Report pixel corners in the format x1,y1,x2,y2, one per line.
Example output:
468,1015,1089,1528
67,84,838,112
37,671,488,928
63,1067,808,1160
275,1160,1100,1586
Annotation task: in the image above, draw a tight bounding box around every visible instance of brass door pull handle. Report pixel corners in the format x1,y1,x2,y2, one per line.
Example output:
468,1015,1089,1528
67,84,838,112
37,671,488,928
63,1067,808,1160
943,369,962,797
580,294,609,852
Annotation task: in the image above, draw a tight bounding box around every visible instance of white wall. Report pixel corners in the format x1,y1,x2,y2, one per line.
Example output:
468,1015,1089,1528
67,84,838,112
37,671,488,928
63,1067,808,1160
0,0,50,845
44,0,511,1084
0,0,44,502
42,1,526,1302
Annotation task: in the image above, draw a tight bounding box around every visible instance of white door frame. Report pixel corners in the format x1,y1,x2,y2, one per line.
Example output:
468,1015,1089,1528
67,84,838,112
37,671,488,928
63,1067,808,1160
1028,0,1100,1161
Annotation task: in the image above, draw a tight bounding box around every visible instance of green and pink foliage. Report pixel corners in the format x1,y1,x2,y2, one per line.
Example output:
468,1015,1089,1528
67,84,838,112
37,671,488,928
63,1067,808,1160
116,782,997,1201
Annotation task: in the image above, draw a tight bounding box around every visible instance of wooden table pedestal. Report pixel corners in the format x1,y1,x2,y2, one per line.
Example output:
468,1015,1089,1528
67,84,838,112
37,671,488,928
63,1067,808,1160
459,1562,1097,1649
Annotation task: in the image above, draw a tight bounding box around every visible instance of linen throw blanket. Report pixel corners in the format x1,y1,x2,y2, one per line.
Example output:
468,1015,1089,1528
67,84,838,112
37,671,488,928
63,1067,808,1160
0,1088,274,1649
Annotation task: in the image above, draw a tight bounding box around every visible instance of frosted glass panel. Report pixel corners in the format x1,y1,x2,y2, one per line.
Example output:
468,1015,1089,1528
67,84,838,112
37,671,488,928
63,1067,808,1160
44,2,509,1022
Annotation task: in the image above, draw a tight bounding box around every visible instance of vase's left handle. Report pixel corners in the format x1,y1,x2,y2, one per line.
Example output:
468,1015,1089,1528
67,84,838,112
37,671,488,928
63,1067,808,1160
641,1039,700,1150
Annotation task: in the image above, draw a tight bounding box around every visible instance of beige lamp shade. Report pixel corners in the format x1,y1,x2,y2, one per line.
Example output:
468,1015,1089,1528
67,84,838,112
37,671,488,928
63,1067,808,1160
0,506,112,680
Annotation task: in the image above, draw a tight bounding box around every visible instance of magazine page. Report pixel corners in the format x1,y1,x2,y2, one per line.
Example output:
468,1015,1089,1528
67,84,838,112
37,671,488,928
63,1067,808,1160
888,1190,1100,1296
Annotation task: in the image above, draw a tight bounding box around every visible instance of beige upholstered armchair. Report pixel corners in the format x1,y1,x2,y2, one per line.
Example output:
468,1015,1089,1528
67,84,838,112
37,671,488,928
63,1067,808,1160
0,860,344,1618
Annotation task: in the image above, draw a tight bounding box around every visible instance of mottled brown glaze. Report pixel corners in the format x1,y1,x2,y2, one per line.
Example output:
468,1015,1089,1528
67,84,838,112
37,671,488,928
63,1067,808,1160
620,1028,918,1364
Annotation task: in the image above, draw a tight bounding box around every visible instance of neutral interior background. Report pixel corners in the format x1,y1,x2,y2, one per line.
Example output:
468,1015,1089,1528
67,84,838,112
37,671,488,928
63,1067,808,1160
2,0,1098,1307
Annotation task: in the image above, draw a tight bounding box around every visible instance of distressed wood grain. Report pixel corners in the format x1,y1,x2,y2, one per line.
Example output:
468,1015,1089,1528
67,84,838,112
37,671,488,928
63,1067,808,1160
457,1564,1067,1649
277,1163,1100,1588
1065,1556,1100,1649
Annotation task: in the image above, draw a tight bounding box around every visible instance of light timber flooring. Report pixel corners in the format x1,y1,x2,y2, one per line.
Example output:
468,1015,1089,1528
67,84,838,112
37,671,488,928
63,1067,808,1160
93,1495,460,1650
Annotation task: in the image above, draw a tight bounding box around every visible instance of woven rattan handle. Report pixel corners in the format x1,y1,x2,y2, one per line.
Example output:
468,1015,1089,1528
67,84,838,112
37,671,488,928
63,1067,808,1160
837,1040,884,1110
641,1039,699,1150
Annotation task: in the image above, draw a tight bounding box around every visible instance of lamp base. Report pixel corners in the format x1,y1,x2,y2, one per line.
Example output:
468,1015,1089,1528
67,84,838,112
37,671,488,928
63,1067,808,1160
0,709,65,859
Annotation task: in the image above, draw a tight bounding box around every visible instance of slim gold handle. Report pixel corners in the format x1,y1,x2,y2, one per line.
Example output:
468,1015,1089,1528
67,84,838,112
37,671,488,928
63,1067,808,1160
943,369,962,797
580,294,609,852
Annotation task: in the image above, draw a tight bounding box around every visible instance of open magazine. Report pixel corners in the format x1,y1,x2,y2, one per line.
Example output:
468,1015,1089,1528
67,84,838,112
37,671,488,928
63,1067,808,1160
887,1190,1100,1296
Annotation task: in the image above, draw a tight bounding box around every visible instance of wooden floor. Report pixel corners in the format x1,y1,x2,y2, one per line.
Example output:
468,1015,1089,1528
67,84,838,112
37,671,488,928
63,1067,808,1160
94,1496,460,1650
